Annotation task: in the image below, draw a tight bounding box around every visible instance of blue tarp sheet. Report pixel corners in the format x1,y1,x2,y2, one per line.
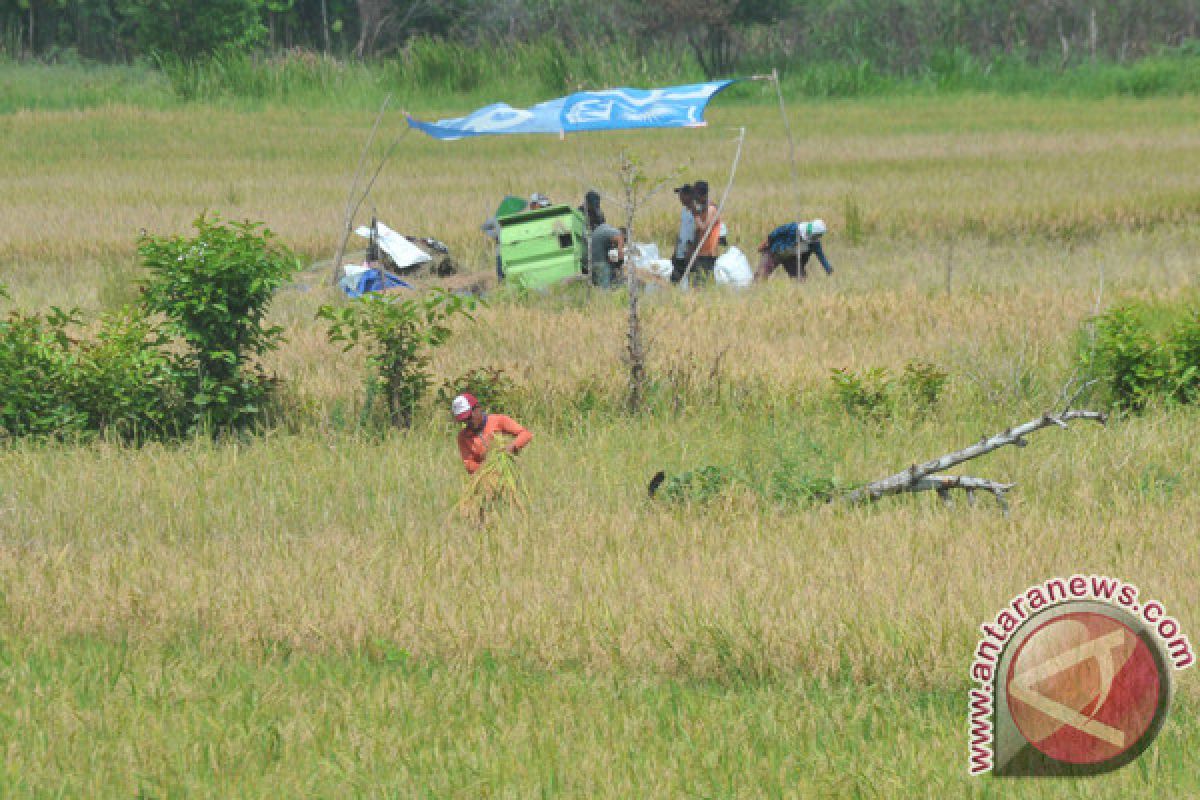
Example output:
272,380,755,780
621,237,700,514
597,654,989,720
406,81,735,141
339,268,412,299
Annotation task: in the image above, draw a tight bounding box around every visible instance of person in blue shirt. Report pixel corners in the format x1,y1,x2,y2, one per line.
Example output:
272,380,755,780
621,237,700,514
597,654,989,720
755,219,833,282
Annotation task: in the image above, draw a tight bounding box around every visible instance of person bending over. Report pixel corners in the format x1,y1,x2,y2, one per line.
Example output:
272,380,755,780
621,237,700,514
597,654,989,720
756,219,833,282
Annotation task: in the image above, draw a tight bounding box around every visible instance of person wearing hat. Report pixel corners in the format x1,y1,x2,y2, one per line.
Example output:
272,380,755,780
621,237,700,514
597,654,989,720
755,219,834,282
452,393,532,474
670,184,696,283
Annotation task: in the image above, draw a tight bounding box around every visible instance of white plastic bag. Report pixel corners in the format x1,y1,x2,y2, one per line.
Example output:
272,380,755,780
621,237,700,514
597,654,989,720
714,246,753,288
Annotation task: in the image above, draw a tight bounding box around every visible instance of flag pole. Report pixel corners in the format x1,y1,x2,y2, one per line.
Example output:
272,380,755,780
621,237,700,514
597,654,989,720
752,68,802,220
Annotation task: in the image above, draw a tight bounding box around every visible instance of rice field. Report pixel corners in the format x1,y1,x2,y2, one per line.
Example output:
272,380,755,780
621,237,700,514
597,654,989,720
2,86,1200,796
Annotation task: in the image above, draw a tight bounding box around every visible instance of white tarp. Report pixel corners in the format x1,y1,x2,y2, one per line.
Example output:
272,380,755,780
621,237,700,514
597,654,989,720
355,221,432,270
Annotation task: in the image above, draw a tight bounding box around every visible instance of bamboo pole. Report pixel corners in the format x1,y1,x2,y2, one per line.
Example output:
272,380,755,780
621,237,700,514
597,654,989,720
331,94,391,285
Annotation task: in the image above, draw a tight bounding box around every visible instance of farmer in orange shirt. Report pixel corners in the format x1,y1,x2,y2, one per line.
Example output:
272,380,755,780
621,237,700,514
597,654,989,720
452,393,532,474
688,180,722,283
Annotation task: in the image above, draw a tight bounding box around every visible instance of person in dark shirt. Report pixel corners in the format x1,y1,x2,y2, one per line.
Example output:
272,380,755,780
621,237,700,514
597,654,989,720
589,223,625,288
755,220,833,282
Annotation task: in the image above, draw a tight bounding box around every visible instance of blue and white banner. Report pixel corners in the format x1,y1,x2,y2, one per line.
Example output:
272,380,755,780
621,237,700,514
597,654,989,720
406,80,735,140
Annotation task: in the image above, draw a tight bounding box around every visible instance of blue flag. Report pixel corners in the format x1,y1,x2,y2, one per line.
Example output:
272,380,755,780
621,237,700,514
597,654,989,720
406,80,735,140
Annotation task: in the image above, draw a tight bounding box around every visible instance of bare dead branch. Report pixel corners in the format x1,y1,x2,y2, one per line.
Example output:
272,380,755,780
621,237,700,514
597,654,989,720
844,409,1107,505
912,475,1015,512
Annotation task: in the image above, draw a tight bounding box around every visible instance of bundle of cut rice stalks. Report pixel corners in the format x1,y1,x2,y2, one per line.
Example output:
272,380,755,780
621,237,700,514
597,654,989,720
456,449,528,522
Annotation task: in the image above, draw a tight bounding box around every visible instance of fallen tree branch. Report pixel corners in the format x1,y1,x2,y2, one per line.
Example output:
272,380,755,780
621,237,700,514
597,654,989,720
904,475,1015,512
844,409,1106,505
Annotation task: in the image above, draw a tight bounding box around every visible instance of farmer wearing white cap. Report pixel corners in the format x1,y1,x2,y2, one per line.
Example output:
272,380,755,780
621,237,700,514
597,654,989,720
755,220,834,282
452,392,532,474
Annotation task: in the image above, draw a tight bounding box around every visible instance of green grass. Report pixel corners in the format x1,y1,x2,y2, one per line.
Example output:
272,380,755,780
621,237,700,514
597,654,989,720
4,77,1200,796
2,635,1197,798
0,61,176,112
4,45,1200,114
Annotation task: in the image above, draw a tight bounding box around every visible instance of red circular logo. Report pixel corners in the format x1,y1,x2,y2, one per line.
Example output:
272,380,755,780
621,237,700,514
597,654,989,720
1006,611,1162,765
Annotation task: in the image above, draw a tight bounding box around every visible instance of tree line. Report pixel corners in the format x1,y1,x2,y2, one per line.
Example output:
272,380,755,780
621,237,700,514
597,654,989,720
3,1,1198,77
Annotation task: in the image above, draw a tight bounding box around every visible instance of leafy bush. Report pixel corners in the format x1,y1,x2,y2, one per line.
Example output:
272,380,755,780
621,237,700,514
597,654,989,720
436,366,515,415
1167,310,1200,405
128,0,266,61
66,309,179,439
319,290,475,428
831,361,948,417
658,465,744,504
0,304,175,441
899,361,948,407
656,459,841,508
139,214,298,433
765,459,840,506
0,305,85,439
830,366,895,416
1084,303,1176,410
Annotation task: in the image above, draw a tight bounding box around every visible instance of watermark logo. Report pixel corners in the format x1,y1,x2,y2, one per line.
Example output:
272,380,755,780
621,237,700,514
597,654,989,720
968,576,1193,777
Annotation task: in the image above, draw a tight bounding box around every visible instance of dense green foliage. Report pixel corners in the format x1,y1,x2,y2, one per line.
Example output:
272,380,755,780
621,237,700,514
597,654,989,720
5,46,1200,114
139,214,299,433
4,0,1200,85
437,366,515,415
319,290,475,428
1,217,298,440
0,303,176,440
1081,301,1200,411
0,304,87,438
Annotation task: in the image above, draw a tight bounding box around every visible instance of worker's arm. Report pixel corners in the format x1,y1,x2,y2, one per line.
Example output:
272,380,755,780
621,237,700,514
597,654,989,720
812,240,834,275
496,415,532,454
458,432,482,474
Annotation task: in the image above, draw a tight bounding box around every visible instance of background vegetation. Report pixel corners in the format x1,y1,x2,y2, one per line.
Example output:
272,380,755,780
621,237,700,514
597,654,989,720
4,0,1200,108
2,38,1200,798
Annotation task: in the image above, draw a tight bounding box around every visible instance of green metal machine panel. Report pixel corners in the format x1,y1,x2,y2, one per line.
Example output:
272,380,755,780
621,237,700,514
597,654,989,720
499,205,586,289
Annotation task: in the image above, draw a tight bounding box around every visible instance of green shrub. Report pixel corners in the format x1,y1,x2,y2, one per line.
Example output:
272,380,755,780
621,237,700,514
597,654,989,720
1081,305,1174,411
899,361,948,408
139,213,298,433
765,459,840,506
1166,310,1200,405
655,458,841,508
66,309,179,439
436,366,514,415
0,301,179,442
830,361,948,417
659,465,744,504
0,305,85,439
830,366,895,416
319,290,475,429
